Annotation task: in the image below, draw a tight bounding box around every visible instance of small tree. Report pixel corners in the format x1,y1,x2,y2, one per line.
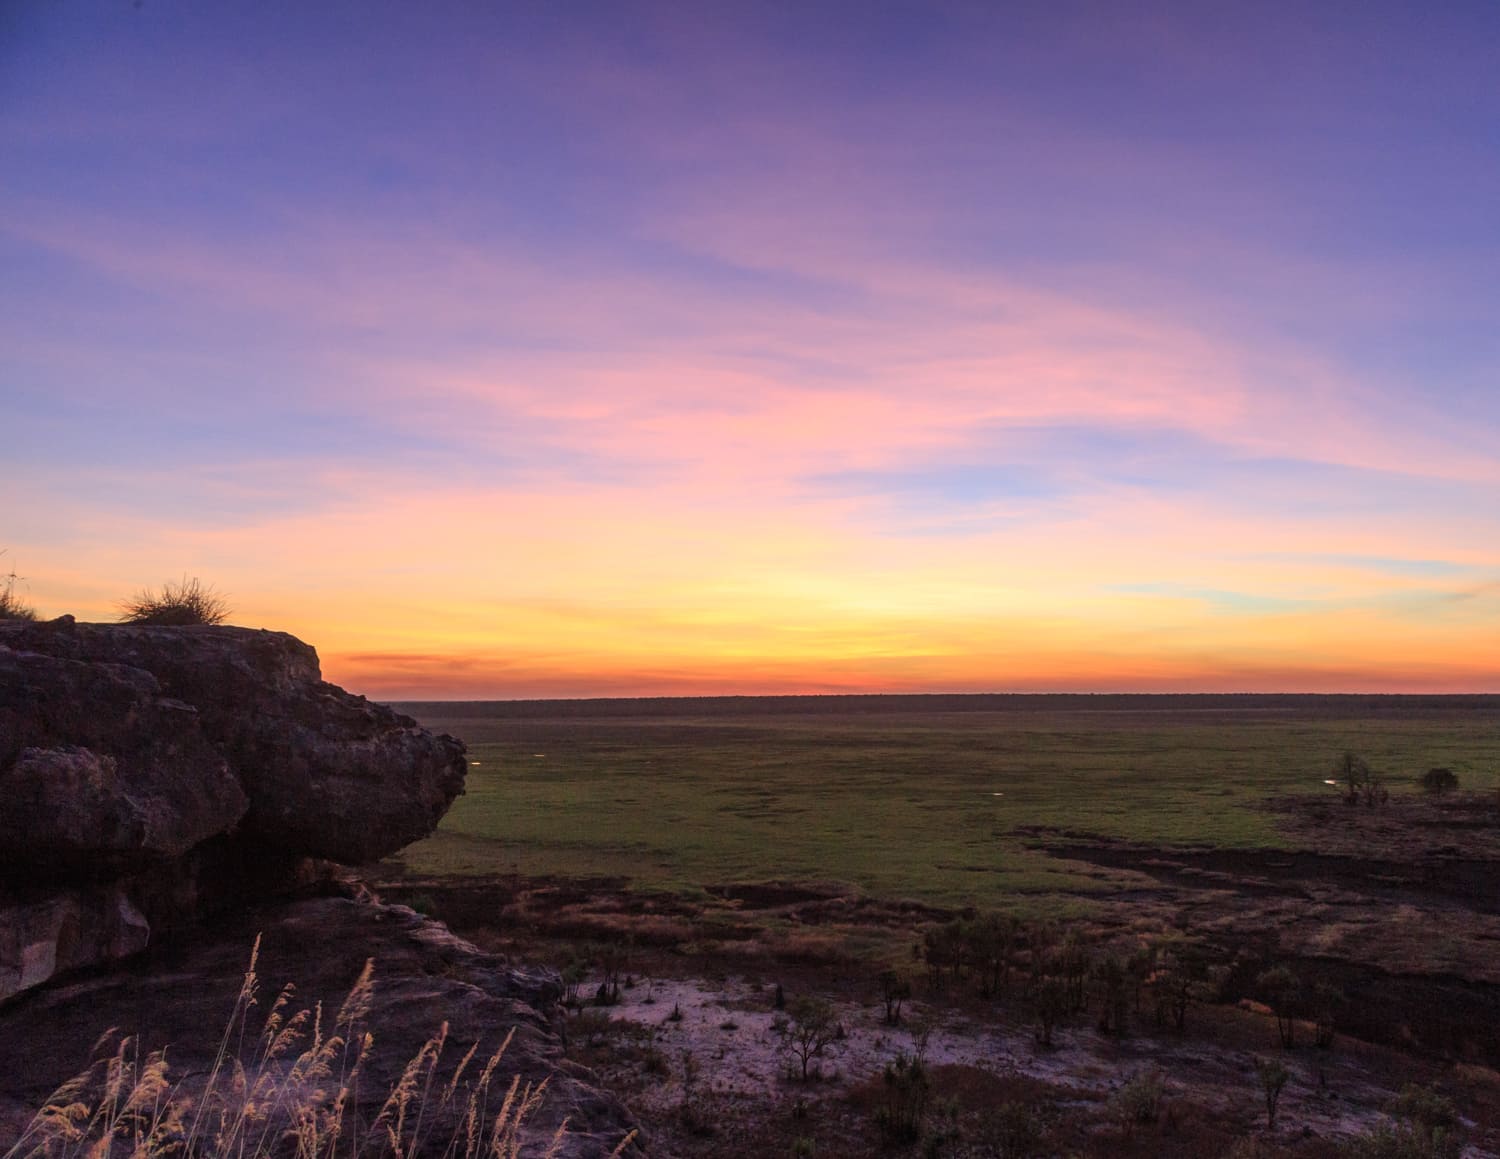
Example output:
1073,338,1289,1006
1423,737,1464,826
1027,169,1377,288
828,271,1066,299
1032,976,1068,1047
1331,751,1388,807
878,968,911,1026
967,912,1021,999
1057,930,1092,1014
922,920,968,989
1419,768,1459,795
1111,1066,1167,1133
1094,954,1129,1036
1312,981,1345,1049
119,577,230,625
1256,1056,1290,1129
1127,942,1159,1015
593,936,629,1006
781,997,840,1082
1146,937,1224,1034
1256,966,1302,1048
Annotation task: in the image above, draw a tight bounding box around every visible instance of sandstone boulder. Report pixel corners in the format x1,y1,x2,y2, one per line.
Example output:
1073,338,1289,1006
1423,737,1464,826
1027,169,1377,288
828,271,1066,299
0,618,467,866
0,646,247,878
0,618,469,1001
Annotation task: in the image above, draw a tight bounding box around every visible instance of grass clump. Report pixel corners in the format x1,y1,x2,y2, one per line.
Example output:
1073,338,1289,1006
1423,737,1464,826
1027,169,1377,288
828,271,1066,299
0,552,37,621
4,936,635,1159
118,577,230,626
0,586,37,621
1110,1065,1167,1129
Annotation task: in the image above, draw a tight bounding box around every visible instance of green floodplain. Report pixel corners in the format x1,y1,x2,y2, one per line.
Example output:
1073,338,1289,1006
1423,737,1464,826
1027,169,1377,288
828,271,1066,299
392,694,1500,913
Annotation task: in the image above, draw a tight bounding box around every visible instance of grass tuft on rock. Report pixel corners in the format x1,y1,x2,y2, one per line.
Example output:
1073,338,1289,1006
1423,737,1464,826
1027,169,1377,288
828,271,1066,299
118,577,231,626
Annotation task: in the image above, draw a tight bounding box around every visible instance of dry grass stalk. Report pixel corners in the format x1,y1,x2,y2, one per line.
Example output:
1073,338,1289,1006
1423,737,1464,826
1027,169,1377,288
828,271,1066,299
3,941,624,1159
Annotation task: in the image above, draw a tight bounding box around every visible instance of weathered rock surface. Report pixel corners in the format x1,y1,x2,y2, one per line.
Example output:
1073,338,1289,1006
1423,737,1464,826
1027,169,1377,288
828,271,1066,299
0,646,247,877
0,618,467,864
0,896,642,1158
0,618,468,1001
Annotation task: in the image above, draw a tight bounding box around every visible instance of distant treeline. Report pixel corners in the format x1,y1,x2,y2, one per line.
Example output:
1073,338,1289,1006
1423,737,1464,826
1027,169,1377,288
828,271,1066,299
389,692,1499,721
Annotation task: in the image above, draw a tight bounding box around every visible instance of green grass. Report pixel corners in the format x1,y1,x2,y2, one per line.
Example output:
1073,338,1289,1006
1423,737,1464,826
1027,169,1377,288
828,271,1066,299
392,699,1499,912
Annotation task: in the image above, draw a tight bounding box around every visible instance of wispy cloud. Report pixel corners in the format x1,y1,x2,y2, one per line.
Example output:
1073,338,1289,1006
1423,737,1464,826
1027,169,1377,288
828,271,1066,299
4,1,1498,694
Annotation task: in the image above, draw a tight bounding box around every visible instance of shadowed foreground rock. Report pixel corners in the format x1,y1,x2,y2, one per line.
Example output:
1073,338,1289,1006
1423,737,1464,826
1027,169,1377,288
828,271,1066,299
0,618,468,1000
0,896,642,1158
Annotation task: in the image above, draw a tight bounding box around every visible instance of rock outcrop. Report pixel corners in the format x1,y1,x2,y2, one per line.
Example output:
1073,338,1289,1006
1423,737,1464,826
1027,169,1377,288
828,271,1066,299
0,618,468,1000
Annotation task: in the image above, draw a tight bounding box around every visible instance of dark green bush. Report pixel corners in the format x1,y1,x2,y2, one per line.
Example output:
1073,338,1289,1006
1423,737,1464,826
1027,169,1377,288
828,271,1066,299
1419,768,1459,795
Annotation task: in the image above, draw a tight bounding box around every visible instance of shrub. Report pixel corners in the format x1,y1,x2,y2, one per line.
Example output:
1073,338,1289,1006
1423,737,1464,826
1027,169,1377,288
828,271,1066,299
1032,976,1068,1047
118,577,230,626
1389,1084,1460,1133
1312,981,1345,1049
1256,966,1302,1048
966,911,1022,999
592,937,628,1006
1111,1065,1167,1129
1339,1084,1464,1159
1145,937,1223,1033
878,968,912,1025
1256,1056,1290,1129
975,1100,1044,1157
1094,954,1129,1036
4,937,637,1159
1419,768,1459,795
1339,1123,1461,1159
922,920,968,989
874,1051,930,1144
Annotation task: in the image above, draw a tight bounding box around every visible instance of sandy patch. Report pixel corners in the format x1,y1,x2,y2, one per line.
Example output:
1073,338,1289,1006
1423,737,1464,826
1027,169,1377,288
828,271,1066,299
566,973,1458,1150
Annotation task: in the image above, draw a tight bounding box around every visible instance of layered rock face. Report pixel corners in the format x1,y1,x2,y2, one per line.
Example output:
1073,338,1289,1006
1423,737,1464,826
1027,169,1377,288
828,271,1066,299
0,618,468,1000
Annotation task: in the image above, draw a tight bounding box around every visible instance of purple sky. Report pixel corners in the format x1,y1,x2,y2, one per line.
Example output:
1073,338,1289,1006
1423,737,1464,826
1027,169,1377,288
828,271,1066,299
3,1,1498,696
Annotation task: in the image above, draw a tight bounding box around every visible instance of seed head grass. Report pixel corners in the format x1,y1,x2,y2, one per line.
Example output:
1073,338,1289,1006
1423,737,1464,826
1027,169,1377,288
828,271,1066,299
0,552,38,621
4,936,637,1159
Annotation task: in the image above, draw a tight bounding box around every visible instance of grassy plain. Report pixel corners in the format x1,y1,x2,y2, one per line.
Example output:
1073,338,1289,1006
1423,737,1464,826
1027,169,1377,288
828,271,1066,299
392,695,1499,913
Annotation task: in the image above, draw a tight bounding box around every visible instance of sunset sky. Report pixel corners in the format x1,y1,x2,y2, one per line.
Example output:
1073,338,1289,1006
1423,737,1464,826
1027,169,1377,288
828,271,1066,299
3,1,1498,698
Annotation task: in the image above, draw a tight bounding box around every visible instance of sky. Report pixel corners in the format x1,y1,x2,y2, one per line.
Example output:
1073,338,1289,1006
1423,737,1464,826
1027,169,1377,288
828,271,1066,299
2,0,1498,698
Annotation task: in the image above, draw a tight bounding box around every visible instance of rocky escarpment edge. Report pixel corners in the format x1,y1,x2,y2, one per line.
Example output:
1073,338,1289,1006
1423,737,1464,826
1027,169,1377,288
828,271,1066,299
0,618,468,1001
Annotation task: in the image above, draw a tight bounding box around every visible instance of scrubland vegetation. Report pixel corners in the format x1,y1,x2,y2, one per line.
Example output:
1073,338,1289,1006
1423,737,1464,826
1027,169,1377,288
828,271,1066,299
383,697,1500,1156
